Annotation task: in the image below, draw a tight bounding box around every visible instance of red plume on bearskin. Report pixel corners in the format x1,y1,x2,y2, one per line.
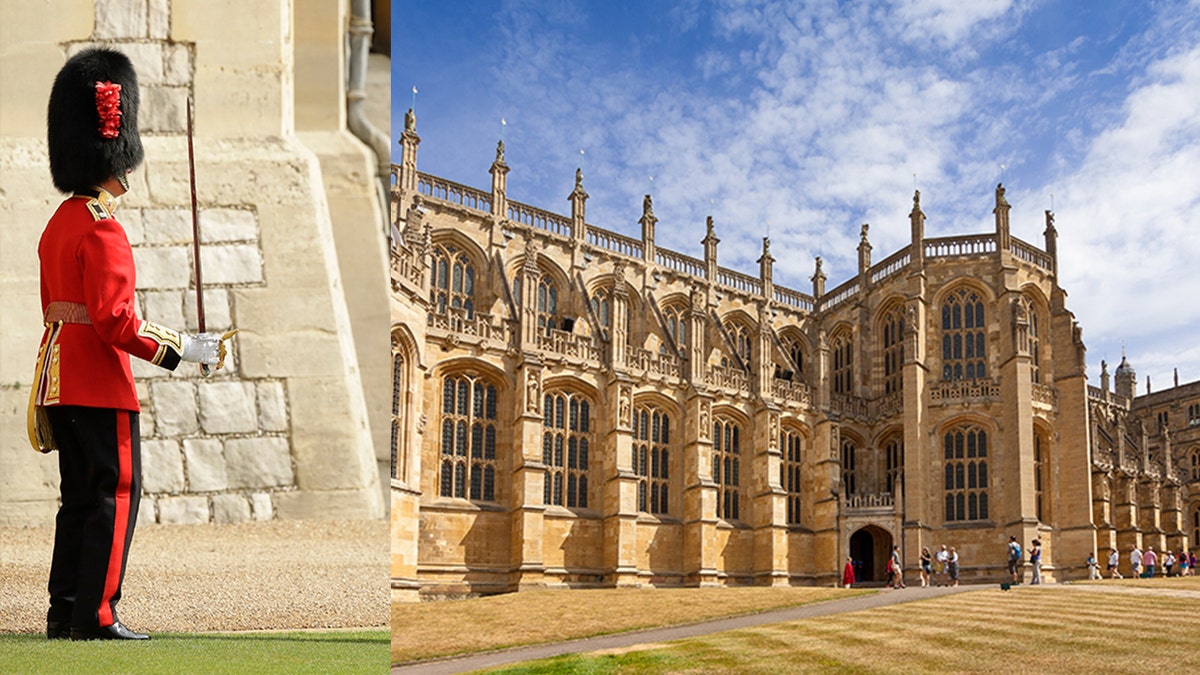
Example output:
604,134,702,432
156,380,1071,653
47,47,143,194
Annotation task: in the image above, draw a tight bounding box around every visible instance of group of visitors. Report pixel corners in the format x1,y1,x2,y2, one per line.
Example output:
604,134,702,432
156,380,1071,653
842,544,959,589
1113,545,1195,579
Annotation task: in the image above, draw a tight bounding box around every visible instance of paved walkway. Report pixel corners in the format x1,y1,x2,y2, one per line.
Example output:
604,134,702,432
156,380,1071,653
392,584,981,675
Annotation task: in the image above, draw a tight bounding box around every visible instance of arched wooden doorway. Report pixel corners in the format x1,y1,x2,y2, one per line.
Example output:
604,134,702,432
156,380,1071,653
849,525,893,583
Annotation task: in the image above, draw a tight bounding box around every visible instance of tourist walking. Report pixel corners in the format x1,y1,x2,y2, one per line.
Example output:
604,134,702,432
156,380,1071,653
936,545,950,587
1130,544,1143,579
842,555,856,589
1086,552,1101,580
886,545,905,589
1143,547,1157,578
1007,535,1023,584
1107,548,1122,579
1178,550,1190,577
1029,539,1043,585
1163,550,1176,577
919,547,933,587
948,547,960,586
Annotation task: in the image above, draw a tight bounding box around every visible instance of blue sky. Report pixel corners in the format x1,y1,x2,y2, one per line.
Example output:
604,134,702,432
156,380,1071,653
393,0,1200,394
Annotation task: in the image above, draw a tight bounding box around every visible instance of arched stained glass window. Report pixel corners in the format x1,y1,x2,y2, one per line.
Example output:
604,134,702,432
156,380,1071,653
543,391,592,508
713,417,742,520
781,427,803,525
430,245,475,320
439,373,498,501
941,288,986,382
633,404,671,515
944,425,989,522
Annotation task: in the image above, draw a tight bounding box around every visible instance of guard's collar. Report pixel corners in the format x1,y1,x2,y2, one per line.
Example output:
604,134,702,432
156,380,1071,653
74,187,119,217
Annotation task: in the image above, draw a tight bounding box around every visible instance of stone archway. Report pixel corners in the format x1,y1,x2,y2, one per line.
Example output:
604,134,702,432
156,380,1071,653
849,525,893,583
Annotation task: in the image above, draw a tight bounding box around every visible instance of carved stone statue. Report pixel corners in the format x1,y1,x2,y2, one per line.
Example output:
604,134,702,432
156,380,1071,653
575,167,583,188
496,139,505,163
643,194,654,218
404,107,416,132
526,371,540,413
699,400,711,439
619,386,632,427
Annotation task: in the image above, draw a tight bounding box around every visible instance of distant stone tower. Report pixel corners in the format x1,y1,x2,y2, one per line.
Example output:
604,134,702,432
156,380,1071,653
1115,354,1137,401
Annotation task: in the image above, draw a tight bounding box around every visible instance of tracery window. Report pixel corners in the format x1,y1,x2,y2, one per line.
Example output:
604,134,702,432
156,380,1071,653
662,303,688,351
1193,506,1200,549
1157,411,1169,433
941,288,986,381
439,373,498,501
831,332,854,395
543,391,591,508
591,286,611,329
513,273,559,334
633,404,670,515
777,336,805,382
391,351,404,480
430,244,475,319
713,417,742,520
944,425,989,522
781,427,803,525
841,439,858,496
1191,448,1200,481
885,437,903,496
1029,305,1042,384
725,320,752,367
1188,404,1200,427
1034,432,1048,521
881,306,905,395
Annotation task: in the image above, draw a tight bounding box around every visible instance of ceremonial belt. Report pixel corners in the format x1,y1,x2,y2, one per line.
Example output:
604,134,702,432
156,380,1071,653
44,301,91,325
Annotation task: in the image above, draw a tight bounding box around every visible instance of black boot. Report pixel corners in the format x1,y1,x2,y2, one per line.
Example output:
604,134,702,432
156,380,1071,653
70,621,150,641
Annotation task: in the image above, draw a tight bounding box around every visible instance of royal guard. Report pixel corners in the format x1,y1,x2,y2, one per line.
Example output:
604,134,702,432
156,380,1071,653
30,47,234,641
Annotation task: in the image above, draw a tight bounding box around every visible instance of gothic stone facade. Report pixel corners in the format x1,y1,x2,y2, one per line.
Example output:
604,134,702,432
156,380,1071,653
389,119,1195,598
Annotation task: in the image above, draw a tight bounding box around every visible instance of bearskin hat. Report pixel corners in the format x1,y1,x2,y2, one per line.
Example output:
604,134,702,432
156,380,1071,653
47,47,143,194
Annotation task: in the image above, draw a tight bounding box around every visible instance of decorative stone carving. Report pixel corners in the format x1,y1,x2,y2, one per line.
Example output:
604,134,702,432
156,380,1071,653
768,412,779,449
617,385,632,427
526,370,540,413
699,400,711,440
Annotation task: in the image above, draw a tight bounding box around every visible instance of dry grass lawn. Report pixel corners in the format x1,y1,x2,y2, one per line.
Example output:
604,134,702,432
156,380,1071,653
1077,575,1200,592
479,584,1200,673
392,586,870,663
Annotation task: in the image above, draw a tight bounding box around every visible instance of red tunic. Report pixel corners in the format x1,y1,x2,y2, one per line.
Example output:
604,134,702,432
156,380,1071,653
30,190,183,430
843,560,856,587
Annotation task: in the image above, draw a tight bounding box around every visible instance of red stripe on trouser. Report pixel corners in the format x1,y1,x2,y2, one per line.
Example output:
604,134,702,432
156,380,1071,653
97,411,131,627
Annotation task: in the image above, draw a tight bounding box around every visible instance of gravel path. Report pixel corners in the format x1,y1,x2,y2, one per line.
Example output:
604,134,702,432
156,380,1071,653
1,519,388,634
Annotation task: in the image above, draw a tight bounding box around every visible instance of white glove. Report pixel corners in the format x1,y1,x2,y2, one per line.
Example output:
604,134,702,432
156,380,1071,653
181,332,222,365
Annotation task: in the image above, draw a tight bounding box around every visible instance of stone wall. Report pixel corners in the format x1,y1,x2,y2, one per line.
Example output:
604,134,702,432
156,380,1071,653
0,0,385,525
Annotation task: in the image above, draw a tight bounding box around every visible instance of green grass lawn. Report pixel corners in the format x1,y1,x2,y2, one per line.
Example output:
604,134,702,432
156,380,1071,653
0,629,388,675
472,585,1200,673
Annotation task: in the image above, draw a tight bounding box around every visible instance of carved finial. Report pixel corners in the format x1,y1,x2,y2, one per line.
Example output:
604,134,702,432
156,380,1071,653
763,236,771,255
1101,359,1108,376
913,189,920,208
404,107,416,132
706,215,714,236
996,182,1008,206
496,139,505,163
575,167,583,188
813,256,824,276
860,223,869,241
643,194,654,218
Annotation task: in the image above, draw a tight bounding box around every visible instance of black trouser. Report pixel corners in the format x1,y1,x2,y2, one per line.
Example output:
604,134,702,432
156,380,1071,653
46,406,141,630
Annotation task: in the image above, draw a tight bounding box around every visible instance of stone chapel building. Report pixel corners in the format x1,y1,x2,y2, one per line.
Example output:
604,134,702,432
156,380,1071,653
389,112,1198,600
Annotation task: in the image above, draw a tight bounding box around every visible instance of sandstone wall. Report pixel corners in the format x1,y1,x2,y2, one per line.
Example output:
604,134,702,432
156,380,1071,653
0,0,385,525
